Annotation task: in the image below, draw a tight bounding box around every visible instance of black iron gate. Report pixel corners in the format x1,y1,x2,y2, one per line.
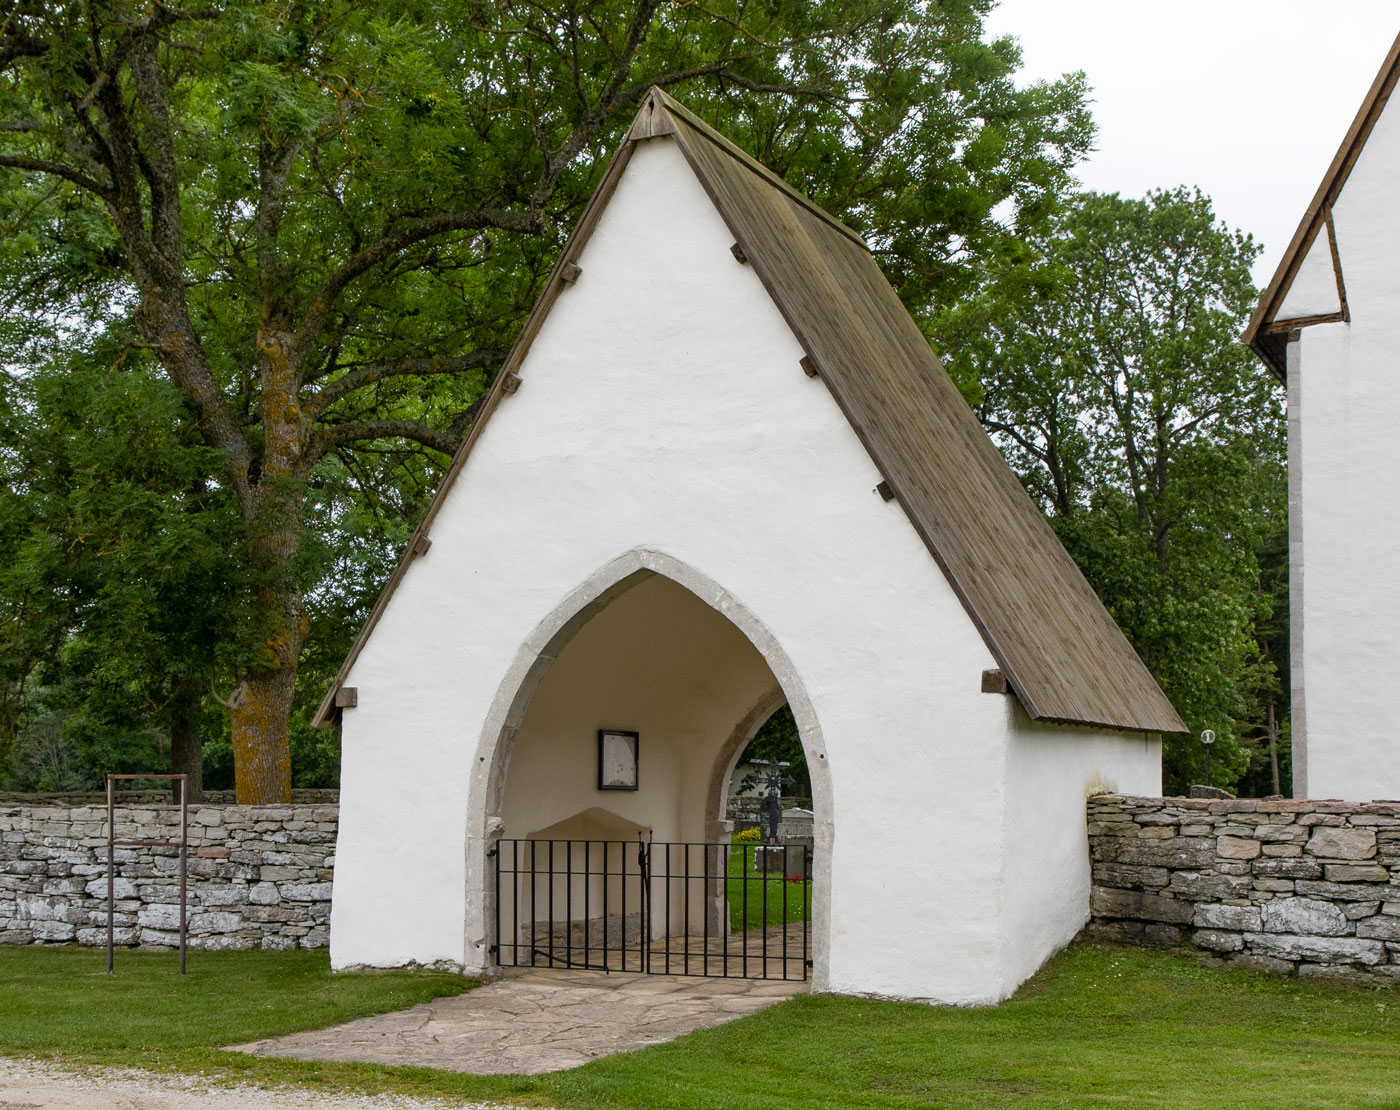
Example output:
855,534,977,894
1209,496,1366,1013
490,837,811,981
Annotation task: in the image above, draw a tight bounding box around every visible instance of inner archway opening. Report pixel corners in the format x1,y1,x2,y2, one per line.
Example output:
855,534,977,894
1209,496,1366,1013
490,570,825,980
726,703,813,841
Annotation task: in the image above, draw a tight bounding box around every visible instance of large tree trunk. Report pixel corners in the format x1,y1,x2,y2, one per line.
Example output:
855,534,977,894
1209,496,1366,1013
229,489,307,804
169,677,204,803
229,300,309,804
230,664,297,804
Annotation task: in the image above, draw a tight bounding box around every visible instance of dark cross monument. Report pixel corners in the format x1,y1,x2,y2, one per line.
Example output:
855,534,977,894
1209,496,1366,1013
748,758,791,876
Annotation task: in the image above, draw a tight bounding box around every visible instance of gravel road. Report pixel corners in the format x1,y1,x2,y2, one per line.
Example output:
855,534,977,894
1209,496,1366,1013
0,1058,544,1110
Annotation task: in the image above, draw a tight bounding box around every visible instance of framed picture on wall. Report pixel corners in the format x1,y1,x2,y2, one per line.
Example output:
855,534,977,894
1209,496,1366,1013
598,729,640,791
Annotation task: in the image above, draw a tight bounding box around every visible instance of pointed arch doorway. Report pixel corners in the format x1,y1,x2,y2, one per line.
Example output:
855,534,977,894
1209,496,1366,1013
462,549,833,986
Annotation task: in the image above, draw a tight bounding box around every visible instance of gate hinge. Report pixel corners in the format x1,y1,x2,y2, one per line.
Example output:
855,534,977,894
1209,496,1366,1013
486,847,497,858
488,944,498,954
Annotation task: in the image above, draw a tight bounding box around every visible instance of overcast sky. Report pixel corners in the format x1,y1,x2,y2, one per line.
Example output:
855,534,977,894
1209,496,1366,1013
983,2,1398,286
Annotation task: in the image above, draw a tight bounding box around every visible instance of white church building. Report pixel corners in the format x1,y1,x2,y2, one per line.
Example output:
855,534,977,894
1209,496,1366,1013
317,89,1183,1005
1244,31,1400,802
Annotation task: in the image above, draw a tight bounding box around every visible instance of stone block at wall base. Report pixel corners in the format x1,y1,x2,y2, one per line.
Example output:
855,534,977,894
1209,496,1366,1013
1090,888,1193,924
1297,963,1383,984
1228,953,1294,976
1261,898,1348,937
190,933,256,952
1194,903,1261,931
1357,916,1400,940
1085,920,1180,948
1192,929,1244,953
1246,933,1388,966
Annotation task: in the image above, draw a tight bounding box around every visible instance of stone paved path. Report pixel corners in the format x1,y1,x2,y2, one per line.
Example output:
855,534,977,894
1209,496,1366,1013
231,966,807,1075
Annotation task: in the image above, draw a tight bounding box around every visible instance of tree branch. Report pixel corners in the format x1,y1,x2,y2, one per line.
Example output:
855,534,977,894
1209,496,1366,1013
626,64,838,106
309,419,461,460
127,35,183,261
254,131,304,319
0,154,113,198
308,142,359,254
526,0,664,210
72,6,185,113
0,28,49,73
598,0,666,112
448,391,490,439
291,207,540,370
306,350,507,419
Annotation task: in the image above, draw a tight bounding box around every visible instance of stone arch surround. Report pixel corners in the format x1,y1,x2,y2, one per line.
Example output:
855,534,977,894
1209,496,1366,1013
461,547,834,989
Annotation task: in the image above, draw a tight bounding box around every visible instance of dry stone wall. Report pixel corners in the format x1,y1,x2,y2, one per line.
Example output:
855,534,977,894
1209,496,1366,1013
0,803,336,951
1088,794,1400,983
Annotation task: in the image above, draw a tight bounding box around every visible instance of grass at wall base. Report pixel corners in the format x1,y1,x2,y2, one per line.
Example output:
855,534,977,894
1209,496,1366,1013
2,943,1399,1108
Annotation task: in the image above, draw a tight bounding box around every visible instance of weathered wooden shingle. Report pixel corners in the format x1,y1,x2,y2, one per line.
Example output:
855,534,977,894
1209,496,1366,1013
317,88,1185,735
656,90,1182,734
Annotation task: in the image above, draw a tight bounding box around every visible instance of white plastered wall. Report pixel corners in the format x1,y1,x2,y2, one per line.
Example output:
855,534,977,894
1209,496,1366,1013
999,710,1160,998
1289,89,1400,801
1276,230,1343,322
1286,336,1308,799
329,135,1160,1002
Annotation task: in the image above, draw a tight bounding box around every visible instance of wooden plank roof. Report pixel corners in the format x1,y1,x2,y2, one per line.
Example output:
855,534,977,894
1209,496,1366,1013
1244,30,1400,379
316,88,1184,735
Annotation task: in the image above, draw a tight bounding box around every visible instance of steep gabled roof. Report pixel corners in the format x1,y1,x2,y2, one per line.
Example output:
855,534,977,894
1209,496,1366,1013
1245,31,1400,378
317,88,1185,735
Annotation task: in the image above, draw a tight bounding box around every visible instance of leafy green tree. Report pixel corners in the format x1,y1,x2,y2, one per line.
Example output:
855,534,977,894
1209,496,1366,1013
735,705,809,800
938,188,1287,794
0,338,245,798
0,0,1092,800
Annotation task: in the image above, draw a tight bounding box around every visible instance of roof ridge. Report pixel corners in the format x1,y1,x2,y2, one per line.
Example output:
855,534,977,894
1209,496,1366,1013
648,87,870,251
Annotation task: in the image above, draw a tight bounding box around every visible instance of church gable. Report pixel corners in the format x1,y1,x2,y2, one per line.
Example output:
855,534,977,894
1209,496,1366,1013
318,90,1182,737
1246,30,1400,375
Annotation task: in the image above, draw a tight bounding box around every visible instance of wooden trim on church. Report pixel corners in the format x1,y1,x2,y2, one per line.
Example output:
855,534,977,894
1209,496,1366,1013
1324,208,1350,322
1244,30,1400,377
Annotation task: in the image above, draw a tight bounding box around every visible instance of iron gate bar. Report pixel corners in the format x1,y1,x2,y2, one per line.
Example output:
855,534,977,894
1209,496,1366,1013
702,842,709,977
491,838,810,981
740,843,747,978
639,834,650,975
803,842,810,972
782,845,788,977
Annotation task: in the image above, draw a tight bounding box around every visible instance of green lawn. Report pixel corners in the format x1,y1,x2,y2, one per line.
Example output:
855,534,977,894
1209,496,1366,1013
727,843,812,932
3,943,1400,1108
